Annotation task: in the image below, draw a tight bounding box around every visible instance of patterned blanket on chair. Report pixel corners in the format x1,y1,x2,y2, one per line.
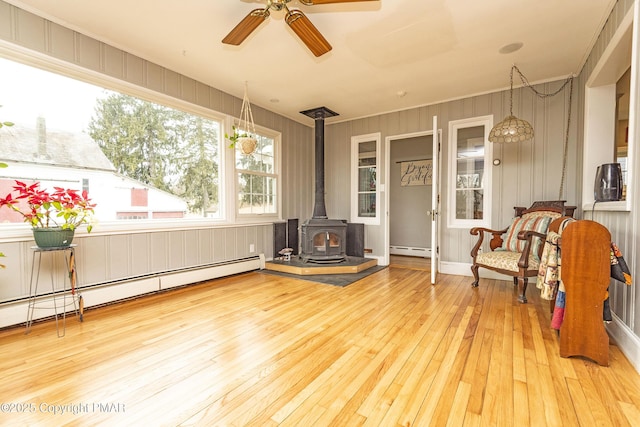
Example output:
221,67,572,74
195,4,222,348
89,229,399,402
536,218,575,301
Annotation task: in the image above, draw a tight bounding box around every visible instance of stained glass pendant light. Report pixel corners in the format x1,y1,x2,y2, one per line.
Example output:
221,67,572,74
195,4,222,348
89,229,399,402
489,65,534,143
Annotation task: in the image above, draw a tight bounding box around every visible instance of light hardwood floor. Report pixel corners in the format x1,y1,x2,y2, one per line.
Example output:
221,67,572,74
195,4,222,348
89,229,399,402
1,261,640,426
389,255,430,271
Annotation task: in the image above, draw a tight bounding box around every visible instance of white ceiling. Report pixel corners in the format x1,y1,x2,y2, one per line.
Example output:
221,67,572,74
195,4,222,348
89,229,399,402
5,0,617,126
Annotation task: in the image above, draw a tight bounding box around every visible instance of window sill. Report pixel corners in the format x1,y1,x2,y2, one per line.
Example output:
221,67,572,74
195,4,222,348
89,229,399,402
582,200,630,212
0,219,275,243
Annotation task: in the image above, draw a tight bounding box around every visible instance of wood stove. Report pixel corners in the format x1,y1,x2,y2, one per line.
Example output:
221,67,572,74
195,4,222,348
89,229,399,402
300,218,346,263
299,107,346,263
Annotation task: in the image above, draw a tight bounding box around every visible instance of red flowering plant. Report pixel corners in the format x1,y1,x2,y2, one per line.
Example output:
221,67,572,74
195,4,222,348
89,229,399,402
0,180,96,232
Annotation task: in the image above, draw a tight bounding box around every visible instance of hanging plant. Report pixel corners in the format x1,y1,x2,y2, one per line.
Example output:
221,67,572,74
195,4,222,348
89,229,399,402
225,82,258,155
225,125,258,155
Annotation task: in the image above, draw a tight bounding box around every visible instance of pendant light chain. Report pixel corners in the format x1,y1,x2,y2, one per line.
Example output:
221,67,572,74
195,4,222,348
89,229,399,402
511,65,574,199
509,66,514,116
513,65,573,99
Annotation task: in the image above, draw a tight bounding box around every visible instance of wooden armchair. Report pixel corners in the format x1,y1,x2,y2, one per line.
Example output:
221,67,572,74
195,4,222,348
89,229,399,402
470,201,576,303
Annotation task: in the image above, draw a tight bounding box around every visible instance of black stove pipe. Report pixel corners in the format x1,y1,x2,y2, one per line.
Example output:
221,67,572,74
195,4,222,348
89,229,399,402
300,106,339,220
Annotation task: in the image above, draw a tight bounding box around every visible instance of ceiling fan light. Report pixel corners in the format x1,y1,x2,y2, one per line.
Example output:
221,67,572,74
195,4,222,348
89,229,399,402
286,10,332,57
222,9,269,45
488,115,534,143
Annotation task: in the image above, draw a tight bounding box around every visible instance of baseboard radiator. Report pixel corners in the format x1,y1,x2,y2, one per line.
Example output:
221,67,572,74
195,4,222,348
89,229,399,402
389,245,431,258
0,255,264,329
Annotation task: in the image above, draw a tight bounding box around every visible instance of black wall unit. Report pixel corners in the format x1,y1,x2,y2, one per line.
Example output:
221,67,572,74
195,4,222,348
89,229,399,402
346,222,364,258
274,221,287,258
288,218,299,255
274,219,299,257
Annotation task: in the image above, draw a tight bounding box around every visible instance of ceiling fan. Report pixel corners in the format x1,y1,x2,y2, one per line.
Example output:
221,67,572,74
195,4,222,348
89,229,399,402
222,0,378,57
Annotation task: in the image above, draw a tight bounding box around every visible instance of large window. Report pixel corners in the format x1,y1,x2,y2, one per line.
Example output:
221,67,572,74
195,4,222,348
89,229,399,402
448,116,493,228
0,56,222,225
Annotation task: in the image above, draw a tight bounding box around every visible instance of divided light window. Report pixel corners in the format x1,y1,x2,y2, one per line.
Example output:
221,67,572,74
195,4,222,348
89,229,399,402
447,116,493,229
235,131,278,217
0,55,226,228
351,133,381,225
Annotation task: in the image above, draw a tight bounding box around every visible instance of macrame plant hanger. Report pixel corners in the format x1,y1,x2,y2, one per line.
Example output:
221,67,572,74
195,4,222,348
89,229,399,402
237,81,258,155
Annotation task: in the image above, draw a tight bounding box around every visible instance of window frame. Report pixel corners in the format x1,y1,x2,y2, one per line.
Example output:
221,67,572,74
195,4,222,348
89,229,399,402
582,6,635,212
230,119,281,222
351,132,381,225
447,115,493,229
0,44,281,240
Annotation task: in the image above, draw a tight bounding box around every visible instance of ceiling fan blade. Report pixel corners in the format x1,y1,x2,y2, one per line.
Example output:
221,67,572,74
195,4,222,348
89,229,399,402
300,0,379,5
285,10,332,57
222,9,269,46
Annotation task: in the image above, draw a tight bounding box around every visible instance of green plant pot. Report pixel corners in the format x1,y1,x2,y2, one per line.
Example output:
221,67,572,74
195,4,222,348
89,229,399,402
32,227,75,248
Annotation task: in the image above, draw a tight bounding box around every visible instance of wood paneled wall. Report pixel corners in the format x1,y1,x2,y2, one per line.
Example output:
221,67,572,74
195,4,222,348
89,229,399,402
326,79,580,263
0,225,273,302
